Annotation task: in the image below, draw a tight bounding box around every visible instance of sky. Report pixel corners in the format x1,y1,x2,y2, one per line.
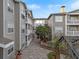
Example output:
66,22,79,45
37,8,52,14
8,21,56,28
22,0,79,18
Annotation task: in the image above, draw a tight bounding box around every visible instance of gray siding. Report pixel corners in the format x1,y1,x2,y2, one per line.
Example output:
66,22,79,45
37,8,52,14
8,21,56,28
20,3,26,49
3,44,15,59
14,2,20,51
53,15,65,36
48,14,65,38
0,0,3,37
3,0,15,40
0,48,3,59
14,2,26,51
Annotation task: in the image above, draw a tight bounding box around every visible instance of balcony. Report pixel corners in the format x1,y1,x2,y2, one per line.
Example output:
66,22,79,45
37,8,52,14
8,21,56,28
66,31,79,36
67,19,79,25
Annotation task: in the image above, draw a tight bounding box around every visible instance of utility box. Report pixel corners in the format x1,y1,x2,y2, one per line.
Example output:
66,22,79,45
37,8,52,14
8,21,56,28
0,37,15,59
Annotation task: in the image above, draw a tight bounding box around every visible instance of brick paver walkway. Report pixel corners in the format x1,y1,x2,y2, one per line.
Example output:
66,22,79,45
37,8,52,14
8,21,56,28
22,37,51,59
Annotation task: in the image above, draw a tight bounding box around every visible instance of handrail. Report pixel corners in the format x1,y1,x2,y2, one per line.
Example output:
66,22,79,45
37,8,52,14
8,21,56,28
59,36,79,59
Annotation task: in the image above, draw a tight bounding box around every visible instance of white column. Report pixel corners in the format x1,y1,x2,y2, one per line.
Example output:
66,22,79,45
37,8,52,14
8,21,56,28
65,14,68,36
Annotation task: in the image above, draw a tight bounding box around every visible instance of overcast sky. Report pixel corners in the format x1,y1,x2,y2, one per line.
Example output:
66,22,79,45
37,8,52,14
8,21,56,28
22,0,79,18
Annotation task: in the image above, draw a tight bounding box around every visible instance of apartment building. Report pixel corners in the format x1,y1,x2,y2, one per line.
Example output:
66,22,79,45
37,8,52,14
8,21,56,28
14,1,27,51
25,10,33,46
47,6,79,41
47,6,79,59
33,18,48,29
0,0,15,59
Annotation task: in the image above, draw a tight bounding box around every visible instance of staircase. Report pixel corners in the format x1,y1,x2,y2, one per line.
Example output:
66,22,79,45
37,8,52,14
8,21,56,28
59,36,79,59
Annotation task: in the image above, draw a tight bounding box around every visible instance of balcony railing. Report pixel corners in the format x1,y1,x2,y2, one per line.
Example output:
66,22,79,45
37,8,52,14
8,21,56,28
67,31,79,36
67,19,79,25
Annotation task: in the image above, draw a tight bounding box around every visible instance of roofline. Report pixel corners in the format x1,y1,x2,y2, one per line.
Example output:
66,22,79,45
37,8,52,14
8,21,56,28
29,10,33,18
48,13,66,20
20,1,27,9
69,9,79,13
33,18,47,20
14,0,27,9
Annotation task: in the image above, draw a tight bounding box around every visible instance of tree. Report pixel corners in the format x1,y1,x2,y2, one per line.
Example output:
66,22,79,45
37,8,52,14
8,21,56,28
49,35,66,59
35,25,51,42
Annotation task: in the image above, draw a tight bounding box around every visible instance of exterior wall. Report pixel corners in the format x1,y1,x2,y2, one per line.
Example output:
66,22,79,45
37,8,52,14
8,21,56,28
0,0,3,37
47,15,54,38
14,2,27,51
20,3,26,49
0,47,3,59
14,2,20,51
0,0,15,59
53,14,65,36
3,0,15,40
48,14,65,38
3,43,15,59
26,10,33,46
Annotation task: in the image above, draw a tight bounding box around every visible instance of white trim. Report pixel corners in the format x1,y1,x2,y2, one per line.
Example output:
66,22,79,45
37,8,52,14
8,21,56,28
0,41,14,48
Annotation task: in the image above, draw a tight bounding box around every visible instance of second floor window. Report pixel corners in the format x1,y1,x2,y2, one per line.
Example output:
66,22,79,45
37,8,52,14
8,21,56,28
55,16,63,22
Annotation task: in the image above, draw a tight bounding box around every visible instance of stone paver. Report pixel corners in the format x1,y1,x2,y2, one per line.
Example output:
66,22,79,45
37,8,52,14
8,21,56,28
22,38,51,59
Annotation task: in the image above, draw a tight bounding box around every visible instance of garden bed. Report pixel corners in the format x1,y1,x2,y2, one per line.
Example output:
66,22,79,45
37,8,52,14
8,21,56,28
40,41,69,55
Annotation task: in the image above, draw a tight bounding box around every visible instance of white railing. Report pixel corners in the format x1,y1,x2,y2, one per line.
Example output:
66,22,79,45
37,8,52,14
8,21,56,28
67,31,79,36
67,19,79,25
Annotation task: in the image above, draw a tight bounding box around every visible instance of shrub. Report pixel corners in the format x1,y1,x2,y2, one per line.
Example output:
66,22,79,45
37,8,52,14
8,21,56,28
47,52,56,59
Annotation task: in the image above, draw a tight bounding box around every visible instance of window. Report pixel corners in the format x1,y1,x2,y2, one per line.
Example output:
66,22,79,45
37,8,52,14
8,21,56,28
55,16,63,22
22,29,25,33
8,24,14,33
8,47,13,55
55,27,63,33
8,0,13,13
21,14,25,19
8,28,13,33
26,36,27,41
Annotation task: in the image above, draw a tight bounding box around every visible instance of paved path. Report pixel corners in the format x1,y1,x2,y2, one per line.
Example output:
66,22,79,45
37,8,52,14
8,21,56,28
22,38,51,59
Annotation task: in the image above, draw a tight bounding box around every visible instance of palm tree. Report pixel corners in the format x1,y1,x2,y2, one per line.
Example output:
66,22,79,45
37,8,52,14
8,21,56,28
50,34,66,59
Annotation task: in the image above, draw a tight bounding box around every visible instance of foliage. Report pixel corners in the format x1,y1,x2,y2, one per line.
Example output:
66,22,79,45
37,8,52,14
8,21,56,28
47,52,56,59
35,25,51,42
51,36,66,49
47,36,66,59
